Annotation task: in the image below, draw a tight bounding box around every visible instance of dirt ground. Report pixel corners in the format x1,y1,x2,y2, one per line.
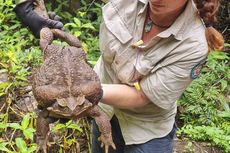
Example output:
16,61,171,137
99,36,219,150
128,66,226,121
173,138,224,153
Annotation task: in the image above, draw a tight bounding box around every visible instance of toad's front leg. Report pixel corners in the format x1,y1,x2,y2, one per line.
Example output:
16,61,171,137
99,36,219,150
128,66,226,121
87,106,116,153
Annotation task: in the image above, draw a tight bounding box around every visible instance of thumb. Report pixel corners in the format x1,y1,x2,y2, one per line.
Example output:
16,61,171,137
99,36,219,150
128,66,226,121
44,18,64,29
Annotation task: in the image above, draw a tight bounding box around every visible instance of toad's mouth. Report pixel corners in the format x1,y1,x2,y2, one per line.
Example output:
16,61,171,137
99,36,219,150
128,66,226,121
47,98,93,119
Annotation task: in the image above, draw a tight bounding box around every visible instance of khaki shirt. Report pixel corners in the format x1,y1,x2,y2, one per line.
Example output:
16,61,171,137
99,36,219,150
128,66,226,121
94,0,208,144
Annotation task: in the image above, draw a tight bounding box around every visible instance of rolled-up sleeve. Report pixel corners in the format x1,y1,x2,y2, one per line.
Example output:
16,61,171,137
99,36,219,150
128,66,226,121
140,64,193,110
139,35,209,110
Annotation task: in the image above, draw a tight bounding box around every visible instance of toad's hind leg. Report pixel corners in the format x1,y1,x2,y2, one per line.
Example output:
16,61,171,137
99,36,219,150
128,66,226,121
36,110,56,153
87,106,116,153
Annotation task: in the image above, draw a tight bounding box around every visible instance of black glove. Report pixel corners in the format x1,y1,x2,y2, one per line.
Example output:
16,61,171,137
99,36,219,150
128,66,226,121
14,0,64,38
48,11,62,21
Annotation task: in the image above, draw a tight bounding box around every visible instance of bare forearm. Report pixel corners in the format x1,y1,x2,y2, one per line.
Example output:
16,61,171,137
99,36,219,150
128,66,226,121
101,84,150,109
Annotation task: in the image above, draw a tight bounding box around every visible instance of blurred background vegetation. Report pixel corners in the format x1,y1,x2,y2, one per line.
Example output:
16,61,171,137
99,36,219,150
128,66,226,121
0,0,229,152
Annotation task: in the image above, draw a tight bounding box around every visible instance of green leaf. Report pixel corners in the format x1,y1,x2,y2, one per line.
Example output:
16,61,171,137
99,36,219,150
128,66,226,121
220,80,228,91
5,0,12,6
218,111,230,119
73,17,81,27
21,114,30,130
23,128,35,140
0,82,9,90
15,138,27,153
88,60,97,66
82,42,88,53
66,138,75,146
27,145,37,153
74,31,81,37
227,69,230,79
81,23,95,30
7,123,21,129
209,51,229,60
67,123,83,132
0,92,5,96
15,76,27,81
0,123,8,129
0,114,7,120
65,120,73,126
52,123,66,132
78,11,86,17
64,23,77,28
224,43,230,47
0,142,12,152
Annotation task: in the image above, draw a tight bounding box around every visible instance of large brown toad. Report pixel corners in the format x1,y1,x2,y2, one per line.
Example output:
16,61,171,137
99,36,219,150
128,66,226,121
32,27,115,153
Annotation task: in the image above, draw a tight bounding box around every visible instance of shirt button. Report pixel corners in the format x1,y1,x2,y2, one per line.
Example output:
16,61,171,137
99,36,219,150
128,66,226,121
115,60,119,64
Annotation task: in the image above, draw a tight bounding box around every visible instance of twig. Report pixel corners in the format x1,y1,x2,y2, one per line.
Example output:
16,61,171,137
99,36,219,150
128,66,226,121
9,129,17,145
85,0,96,13
0,102,6,112
222,26,228,34
4,134,16,152
193,141,204,153
9,106,24,118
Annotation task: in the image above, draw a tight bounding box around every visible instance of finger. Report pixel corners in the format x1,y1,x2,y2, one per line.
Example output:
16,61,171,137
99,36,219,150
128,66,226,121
48,11,56,19
45,18,64,29
48,11,61,22
54,15,61,21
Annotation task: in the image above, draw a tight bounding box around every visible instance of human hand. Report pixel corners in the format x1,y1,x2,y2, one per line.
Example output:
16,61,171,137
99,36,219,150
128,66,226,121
14,0,64,38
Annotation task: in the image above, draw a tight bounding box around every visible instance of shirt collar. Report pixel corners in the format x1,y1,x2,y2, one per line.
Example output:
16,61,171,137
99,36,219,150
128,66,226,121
138,0,148,15
139,0,148,4
157,0,199,41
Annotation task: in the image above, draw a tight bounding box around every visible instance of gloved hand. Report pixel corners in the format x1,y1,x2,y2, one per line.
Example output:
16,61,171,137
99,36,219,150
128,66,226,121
14,0,64,38
48,11,62,21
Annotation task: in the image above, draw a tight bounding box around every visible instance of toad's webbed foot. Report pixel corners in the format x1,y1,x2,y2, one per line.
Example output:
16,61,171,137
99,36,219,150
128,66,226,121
98,133,116,153
88,106,116,153
36,142,47,153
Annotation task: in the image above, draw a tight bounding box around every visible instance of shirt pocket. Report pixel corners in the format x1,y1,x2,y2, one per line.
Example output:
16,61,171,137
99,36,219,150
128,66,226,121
99,2,133,64
112,53,137,84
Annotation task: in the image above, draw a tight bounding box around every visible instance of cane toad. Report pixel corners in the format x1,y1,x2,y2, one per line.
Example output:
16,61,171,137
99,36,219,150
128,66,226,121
32,27,115,153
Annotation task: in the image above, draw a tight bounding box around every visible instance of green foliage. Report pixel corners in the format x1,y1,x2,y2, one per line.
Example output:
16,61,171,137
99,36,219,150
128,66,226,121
41,119,92,152
52,120,83,133
178,125,230,152
0,2,41,152
0,0,42,97
49,120,83,151
15,137,37,153
177,49,230,152
0,0,97,152
178,51,229,125
46,0,103,65
0,113,37,153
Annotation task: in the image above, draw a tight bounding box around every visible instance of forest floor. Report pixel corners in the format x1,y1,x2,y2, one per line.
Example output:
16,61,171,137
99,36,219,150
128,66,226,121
174,138,223,153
